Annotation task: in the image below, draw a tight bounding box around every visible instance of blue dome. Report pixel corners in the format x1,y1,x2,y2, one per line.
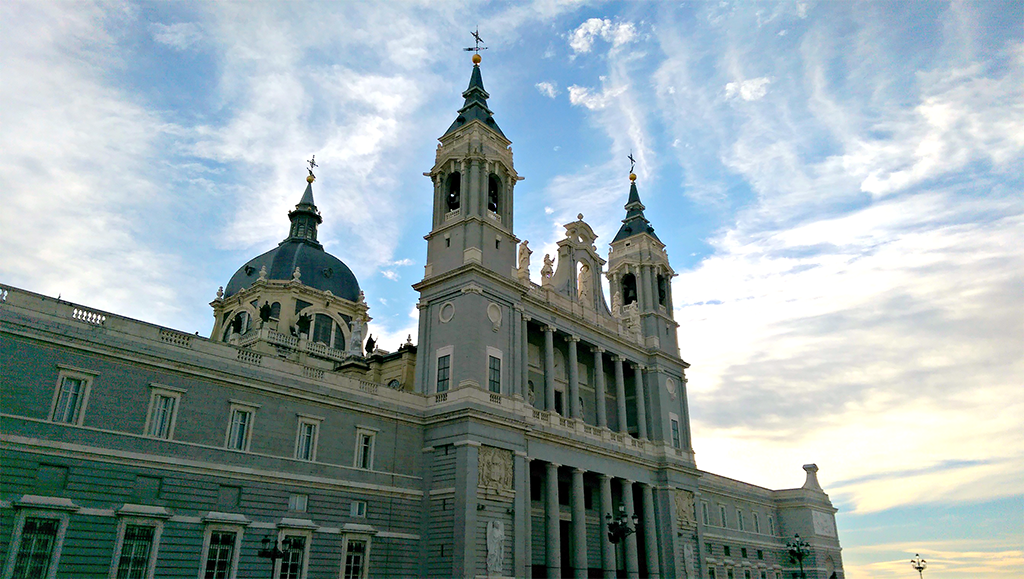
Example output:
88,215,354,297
223,239,360,302
223,179,360,302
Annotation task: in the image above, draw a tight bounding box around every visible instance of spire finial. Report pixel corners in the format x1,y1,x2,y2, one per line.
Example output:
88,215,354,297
306,155,318,183
628,151,637,181
464,28,487,64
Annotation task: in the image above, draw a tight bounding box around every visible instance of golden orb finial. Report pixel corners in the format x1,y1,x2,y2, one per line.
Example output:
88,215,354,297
629,173,637,182
472,53,482,64
306,175,315,183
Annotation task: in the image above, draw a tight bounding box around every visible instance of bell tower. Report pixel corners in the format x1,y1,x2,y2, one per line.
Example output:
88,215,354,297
422,53,522,281
606,173,679,356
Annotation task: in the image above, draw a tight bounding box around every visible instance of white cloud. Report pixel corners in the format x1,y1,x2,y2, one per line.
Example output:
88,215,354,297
724,77,771,101
568,18,637,56
381,270,399,281
150,22,203,51
535,81,559,98
567,84,628,110
387,258,415,266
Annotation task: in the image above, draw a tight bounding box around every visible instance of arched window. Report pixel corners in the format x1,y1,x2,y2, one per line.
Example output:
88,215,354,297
657,274,668,306
622,273,638,305
223,311,251,341
488,174,501,213
446,172,461,211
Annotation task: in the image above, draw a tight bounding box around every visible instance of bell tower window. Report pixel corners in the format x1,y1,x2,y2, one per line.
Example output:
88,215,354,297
487,174,501,213
657,273,668,306
622,273,638,305
446,172,461,211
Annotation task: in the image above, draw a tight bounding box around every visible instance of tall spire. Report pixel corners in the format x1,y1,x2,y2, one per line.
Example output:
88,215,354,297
443,52,505,138
287,161,324,247
613,174,659,242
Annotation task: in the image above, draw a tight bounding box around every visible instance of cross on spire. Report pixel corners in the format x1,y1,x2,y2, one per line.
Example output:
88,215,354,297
463,29,488,54
628,151,636,175
307,155,318,179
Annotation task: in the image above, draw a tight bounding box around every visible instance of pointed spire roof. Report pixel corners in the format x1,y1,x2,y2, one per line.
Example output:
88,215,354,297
613,177,660,242
287,176,324,247
443,58,505,138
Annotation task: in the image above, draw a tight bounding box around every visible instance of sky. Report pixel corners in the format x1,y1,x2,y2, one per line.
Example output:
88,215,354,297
1,1,1021,577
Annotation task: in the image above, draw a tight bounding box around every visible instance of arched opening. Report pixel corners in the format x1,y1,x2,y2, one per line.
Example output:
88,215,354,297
622,273,638,305
657,274,668,306
222,311,251,341
445,172,461,211
309,313,347,351
487,174,501,213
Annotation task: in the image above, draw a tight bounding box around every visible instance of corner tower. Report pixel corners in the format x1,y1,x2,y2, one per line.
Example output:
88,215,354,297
606,173,678,356
423,53,522,280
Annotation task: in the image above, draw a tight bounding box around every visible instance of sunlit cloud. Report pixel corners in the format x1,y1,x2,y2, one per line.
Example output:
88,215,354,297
536,81,559,98
724,77,771,101
568,17,637,56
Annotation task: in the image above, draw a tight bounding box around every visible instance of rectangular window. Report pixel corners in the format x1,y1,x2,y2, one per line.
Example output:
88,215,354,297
702,502,710,526
705,542,712,554
147,394,177,439
708,569,716,579
52,377,85,424
12,517,59,579
488,356,501,394
768,516,775,536
745,571,751,579
355,432,375,470
436,354,451,392
723,545,731,557
754,513,760,534
342,539,368,579
670,418,681,448
757,550,764,560
737,510,745,531
720,505,728,527
350,501,366,518
294,418,321,462
115,524,155,579
761,572,767,579
741,547,748,558
288,494,308,512
727,570,734,579
227,408,253,451
278,535,305,579
203,531,237,579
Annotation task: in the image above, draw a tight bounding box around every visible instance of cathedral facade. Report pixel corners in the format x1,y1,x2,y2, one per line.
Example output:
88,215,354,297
0,56,844,579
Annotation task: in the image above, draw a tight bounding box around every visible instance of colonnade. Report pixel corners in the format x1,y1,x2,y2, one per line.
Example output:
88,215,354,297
524,458,662,579
512,307,652,440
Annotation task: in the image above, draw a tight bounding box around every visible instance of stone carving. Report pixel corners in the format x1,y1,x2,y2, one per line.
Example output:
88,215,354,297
364,334,376,356
258,265,268,281
540,254,554,286
517,240,532,283
291,266,301,282
675,490,696,526
611,291,622,317
348,320,364,356
486,519,505,576
478,446,513,491
215,286,224,300
487,302,502,332
621,302,642,343
577,262,591,304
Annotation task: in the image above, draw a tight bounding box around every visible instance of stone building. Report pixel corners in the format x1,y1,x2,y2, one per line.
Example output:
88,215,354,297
0,55,844,579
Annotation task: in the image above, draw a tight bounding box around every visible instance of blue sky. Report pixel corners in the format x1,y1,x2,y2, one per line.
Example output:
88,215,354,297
1,1,1021,576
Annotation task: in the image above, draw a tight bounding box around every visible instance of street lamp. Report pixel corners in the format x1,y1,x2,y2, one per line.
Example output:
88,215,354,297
258,535,295,579
606,506,639,575
787,534,810,579
910,554,927,578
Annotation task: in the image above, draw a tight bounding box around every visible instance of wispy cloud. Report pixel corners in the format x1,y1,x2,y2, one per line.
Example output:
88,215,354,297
568,17,637,56
724,77,771,101
150,22,203,51
536,81,559,98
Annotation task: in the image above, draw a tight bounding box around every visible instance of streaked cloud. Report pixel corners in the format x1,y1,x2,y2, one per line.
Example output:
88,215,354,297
150,22,203,51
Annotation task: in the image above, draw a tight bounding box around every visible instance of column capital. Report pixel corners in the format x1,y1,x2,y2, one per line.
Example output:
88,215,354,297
590,345,605,354
546,462,561,469
610,354,622,362
514,304,526,312
597,473,613,481
566,335,580,343
629,361,641,370
543,324,556,333
572,467,586,475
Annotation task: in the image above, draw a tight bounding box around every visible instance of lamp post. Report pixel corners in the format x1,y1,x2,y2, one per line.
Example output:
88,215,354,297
606,505,639,576
257,535,294,579
910,554,927,579
787,534,810,579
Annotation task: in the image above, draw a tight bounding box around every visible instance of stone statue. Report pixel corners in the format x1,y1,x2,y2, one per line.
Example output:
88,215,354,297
364,334,376,356
577,262,592,304
540,254,554,286
259,302,272,323
611,291,622,317
486,520,505,576
517,240,532,283
348,321,364,356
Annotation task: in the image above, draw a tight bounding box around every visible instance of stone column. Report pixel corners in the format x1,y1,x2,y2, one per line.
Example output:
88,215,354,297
621,479,640,579
649,265,660,310
613,356,628,434
632,364,648,440
592,347,607,428
546,462,562,579
642,484,661,579
544,326,556,413
522,456,533,578
638,265,650,311
522,313,531,401
568,336,580,420
599,474,616,579
571,468,587,579
513,307,522,399
468,159,479,216
415,301,430,393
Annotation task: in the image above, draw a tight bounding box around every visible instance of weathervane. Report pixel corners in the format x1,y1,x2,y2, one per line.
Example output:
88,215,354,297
463,29,488,58
628,151,637,181
306,155,318,183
